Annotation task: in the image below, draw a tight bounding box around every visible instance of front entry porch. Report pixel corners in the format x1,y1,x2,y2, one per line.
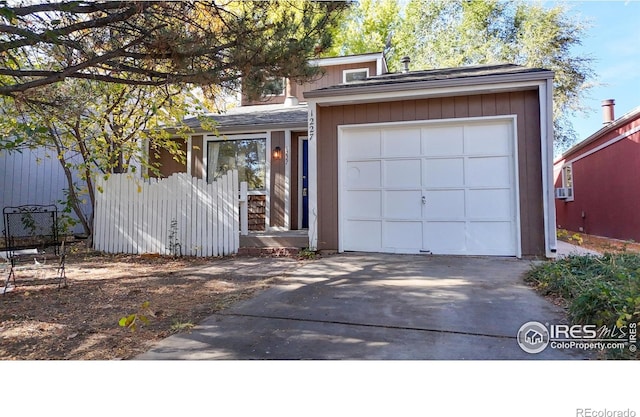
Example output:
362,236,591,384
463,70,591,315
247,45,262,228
238,230,309,256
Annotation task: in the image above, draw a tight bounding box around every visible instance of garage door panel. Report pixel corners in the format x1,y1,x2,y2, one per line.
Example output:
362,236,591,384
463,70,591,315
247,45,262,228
346,161,381,188
467,189,512,219
424,190,465,219
464,123,511,155
465,156,511,187
383,128,421,157
384,190,422,219
423,158,464,188
384,221,422,252
341,119,517,256
345,190,381,218
344,220,381,251
424,222,466,254
422,126,464,156
467,222,515,254
345,130,381,158
384,159,421,188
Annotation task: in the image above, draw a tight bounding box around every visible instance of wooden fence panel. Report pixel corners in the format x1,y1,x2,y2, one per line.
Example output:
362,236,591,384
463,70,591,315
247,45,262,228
94,171,242,257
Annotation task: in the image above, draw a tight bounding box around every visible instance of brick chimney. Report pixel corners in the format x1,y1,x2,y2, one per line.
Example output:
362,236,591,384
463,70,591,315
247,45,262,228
602,99,615,124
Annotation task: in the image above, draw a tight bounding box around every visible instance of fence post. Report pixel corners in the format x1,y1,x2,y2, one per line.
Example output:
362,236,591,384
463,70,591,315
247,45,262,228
239,181,248,236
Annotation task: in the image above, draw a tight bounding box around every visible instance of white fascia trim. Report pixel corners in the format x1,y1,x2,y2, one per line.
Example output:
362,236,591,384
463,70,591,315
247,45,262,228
308,53,384,67
307,104,318,249
376,56,385,75
310,80,547,107
556,124,640,167
284,130,291,230
186,135,193,176
541,78,557,258
265,130,272,230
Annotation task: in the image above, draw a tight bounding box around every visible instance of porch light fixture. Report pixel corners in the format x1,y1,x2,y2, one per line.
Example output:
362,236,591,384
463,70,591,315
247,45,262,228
272,146,283,160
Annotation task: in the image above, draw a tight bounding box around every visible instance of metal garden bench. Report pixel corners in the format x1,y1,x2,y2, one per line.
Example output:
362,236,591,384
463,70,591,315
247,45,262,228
2,205,67,294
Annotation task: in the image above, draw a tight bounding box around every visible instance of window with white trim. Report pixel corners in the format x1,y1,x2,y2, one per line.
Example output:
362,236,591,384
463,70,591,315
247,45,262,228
343,68,369,83
561,164,574,201
207,138,266,191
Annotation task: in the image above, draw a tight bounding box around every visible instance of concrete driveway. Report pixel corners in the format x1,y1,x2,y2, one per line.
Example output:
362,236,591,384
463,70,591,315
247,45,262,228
137,253,592,360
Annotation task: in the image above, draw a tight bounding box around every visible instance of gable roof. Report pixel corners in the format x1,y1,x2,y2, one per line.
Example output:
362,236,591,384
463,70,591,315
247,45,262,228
304,64,553,99
555,105,640,163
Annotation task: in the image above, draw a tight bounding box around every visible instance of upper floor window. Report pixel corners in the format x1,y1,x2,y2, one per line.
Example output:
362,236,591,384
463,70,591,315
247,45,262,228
343,68,369,83
263,77,285,96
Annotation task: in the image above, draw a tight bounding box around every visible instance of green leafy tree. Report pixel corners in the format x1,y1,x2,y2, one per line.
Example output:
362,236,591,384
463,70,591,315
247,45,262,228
331,0,594,151
326,0,400,58
0,0,349,242
396,0,594,151
0,1,348,96
2,80,196,241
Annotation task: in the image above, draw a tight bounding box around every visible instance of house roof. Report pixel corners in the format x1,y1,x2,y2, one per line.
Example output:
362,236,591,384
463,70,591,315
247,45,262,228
303,64,553,99
555,105,640,163
183,103,308,134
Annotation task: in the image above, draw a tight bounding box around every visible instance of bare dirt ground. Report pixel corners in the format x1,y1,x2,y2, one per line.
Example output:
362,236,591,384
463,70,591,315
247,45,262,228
0,246,304,360
557,230,640,254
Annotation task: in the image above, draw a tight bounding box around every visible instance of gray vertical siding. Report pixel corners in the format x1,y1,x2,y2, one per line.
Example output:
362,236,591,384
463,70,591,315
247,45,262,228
0,147,92,235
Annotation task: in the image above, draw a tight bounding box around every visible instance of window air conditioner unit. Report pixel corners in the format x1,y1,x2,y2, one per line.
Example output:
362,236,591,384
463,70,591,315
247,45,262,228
555,187,570,199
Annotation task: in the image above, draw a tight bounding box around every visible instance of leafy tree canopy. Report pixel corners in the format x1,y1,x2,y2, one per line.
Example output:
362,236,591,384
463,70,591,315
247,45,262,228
328,0,594,150
0,0,348,97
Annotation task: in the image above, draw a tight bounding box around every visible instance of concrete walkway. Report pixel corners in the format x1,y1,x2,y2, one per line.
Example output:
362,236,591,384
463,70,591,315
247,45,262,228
137,253,593,360
556,240,602,258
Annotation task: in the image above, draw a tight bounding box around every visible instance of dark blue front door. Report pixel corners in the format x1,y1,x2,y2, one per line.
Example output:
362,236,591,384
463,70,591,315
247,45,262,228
302,138,309,229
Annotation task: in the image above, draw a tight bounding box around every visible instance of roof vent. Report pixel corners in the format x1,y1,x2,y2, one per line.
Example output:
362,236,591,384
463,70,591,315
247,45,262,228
400,56,411,73
602,99,615,124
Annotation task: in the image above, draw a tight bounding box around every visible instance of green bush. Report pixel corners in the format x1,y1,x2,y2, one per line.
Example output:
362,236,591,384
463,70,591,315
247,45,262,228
525,253,640,358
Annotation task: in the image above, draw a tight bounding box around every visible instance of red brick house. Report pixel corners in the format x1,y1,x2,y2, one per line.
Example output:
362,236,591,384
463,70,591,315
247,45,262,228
554,100,640,242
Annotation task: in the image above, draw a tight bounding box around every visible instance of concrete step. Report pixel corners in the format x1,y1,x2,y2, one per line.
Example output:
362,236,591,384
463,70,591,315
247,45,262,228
240,231,308,249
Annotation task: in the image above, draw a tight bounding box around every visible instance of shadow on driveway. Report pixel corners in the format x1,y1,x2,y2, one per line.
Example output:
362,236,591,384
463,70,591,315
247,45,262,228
137,253,593,360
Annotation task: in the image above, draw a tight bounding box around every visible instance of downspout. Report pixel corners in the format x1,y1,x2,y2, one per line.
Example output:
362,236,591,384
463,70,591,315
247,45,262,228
543,78,557,258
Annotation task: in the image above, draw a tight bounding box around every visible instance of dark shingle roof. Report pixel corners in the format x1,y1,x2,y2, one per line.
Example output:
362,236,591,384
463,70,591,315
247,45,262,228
183,103,308,133
304,64,553,98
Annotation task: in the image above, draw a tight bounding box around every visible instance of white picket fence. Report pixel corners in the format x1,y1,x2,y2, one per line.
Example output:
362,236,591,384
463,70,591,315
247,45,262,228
94,171,247,257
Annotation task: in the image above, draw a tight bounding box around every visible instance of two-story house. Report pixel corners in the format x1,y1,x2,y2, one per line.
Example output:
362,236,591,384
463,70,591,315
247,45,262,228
153,53,558,258
153,52,388,238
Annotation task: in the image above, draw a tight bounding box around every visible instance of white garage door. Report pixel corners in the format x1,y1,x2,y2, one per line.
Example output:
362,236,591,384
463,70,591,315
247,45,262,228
339,118,519,256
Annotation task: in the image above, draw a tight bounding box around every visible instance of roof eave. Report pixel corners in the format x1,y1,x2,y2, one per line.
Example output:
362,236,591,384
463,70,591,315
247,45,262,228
555,106,640,162
303,70,554,100
172,121,309,136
